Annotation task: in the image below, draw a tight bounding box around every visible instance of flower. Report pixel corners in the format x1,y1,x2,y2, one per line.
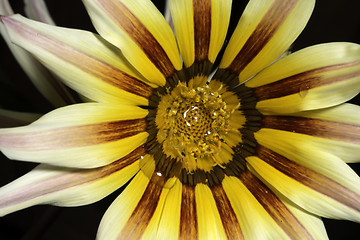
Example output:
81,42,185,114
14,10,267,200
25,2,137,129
0,0,360,239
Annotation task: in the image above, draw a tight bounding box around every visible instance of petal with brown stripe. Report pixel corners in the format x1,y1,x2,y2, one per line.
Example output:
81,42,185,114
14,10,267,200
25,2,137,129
96,164,152,240
257,109,360,163
0,103,148,168
223,173,328,239
179,184,198,239
96,156,177,240
284,103,360,163
0,146,143,216
210,184,244,239
83,0,182,86
195,183,227,239
219,0,314,84
170,0,231,68
246,42,360,114
247,145,360,222
1,15,153,106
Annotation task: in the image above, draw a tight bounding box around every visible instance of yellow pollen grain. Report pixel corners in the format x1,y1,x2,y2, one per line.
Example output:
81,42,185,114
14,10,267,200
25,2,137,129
155,78,243,172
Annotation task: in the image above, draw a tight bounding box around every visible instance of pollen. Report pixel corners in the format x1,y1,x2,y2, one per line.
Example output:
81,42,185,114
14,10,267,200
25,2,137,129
154,78,242,172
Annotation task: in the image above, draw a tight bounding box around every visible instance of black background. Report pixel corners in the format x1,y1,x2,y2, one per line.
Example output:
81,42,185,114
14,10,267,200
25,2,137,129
0,0,360,239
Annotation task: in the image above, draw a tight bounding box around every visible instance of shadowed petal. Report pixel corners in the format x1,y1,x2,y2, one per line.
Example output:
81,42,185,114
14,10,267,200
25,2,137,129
219,0,314,84
83,0,182,86
0,109,41,127
1,15,153,105
245,42,360,114
0,103,148,168
0,146,143,216
0,4,74,107
24,0,55,25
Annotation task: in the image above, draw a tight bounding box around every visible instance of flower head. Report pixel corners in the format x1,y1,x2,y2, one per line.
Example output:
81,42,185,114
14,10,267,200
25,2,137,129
1,0,360,239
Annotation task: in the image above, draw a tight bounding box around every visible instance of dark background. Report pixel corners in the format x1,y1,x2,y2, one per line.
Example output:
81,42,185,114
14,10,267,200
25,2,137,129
0,0,360,239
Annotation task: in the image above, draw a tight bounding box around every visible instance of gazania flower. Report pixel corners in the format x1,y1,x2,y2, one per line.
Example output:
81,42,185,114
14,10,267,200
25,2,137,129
0,0,360,239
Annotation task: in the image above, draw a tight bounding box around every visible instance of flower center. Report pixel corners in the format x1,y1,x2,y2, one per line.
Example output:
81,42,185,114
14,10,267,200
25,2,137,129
153,78,243,172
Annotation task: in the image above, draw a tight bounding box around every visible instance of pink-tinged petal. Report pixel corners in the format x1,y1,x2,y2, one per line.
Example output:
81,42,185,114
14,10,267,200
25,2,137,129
83,0,182,86
0,146,143,216
0,103,148,168
1,15,153,106
24,0,55,25
0,5,74,107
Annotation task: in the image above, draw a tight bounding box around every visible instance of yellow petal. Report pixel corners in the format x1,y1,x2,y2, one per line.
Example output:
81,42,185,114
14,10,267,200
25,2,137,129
170,0,231,67
155,179,182,239
247,145,360,222
1,15,152,106
97,167,151,240
210,184,244,239
219,0,314,84
97,157,177,240
223,172,328,240
83,0,182,86
259,113,360,162
288,103,360,126
195,183,227,239
0,103,148,168
247,42,360,114
0,146,142,216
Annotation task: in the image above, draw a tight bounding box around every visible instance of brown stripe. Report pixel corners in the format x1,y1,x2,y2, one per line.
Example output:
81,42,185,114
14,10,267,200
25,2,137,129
262,115,360,143
0,119,147,150
120,171,165,239
254,60,360,101
193,0,211,62
256,145,360,212
179,184,198,239
227,0,297,74
211,185,244,239
1,146,144,207
99,0,176,78
5,17,153,100
239,170,313,240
